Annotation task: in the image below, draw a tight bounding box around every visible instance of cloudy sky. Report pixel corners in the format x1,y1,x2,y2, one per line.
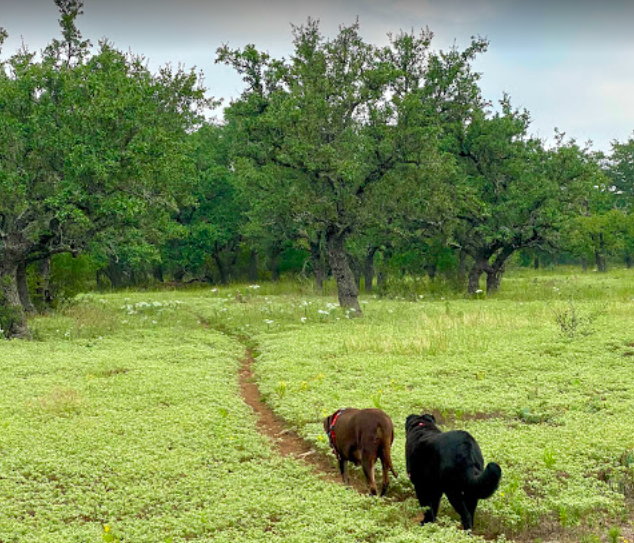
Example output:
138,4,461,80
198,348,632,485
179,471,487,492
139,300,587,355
2,0,634,152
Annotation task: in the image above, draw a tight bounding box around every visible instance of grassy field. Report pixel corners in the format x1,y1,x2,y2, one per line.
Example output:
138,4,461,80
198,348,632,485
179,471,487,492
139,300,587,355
1,268,634,542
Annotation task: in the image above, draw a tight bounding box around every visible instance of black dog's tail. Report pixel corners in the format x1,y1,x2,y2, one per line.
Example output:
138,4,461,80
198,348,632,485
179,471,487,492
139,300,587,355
468,462,502,499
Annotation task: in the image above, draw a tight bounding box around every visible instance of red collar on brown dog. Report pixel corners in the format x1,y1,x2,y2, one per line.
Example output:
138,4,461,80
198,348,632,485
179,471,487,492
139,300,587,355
328,408,346,459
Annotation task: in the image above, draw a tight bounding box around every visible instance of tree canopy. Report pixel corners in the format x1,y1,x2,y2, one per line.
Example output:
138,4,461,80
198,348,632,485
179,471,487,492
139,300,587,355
0,1,209,337
219,20,488,312
2,8,632,338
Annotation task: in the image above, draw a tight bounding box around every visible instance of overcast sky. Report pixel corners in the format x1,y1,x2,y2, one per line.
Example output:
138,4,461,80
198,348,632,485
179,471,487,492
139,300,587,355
2,0,634,152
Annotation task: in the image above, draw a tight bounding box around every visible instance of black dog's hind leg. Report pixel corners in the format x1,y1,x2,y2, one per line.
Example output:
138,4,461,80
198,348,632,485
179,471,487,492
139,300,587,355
447,491,474,530
465,495,479,529
415,485,442,525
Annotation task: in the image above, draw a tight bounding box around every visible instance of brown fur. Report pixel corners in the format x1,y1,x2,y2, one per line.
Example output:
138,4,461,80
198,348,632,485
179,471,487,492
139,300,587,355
323,408,398,495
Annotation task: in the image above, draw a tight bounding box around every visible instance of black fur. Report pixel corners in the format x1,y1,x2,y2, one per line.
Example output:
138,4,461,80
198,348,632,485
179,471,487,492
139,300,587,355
405,413,502,530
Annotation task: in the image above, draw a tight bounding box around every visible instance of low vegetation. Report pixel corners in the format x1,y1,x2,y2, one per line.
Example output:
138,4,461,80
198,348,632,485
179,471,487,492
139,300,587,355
1,268,634,542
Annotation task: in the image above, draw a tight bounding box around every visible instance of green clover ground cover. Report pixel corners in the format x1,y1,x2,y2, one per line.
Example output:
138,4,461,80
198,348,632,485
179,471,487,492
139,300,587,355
0,292,479,543
3,269,634,542
222,270,634,541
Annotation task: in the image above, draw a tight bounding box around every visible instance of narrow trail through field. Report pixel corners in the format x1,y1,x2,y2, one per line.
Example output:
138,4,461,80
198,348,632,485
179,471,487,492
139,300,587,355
196,314,354,488
235,345,595,543
210,317,634,543
238,347,369,493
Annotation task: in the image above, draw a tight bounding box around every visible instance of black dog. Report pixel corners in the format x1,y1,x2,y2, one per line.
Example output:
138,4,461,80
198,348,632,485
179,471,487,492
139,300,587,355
324,408,398,495
405,413,501,530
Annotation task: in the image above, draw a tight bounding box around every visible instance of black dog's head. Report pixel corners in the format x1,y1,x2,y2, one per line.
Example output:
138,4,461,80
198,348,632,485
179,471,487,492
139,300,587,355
405,413,438,435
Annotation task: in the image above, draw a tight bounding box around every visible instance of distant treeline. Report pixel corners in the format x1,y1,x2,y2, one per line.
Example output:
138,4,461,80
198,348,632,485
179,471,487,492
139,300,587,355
1,2,633,337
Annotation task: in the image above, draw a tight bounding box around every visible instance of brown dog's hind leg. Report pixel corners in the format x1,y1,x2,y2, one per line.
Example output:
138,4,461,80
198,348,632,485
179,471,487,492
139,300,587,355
379,442,398,495
380,456,390,496
361,457,378,495
339,458,349,485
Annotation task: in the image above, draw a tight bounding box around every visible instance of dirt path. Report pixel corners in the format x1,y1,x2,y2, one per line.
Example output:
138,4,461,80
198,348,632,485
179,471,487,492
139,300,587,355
238,348,369,493
235,340,633,543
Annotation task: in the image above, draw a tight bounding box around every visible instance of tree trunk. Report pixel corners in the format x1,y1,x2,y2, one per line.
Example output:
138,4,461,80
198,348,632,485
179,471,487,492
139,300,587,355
103,261,125,288
248,249,259,282
486,268,504,293
485,247,513,294
377,270,387,291
533,257,540,270
152,264,164,283
595,233,607,272
595,250,607,272
326,231,362,315
625,253,632,269
347,253,362,291
0,258,30,339
457,250,467,286
16,261,35,313
363,246,378,294
376,246,392,292
212,252,228,285
467,260,486,294
269,246,281,282
38,256,53,305
309,239,327,293
172,267,185,283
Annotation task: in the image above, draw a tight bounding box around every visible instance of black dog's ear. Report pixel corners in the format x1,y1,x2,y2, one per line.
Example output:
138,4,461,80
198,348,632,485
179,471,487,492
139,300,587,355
422,413,436,424
405,414,418,431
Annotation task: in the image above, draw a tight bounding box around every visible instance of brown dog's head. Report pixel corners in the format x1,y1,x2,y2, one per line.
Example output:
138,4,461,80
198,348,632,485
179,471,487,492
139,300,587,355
323,413,334,434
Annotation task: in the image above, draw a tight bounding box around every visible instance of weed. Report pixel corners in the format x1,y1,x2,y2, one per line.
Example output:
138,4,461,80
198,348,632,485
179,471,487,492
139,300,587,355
607,526,621,543
518,407,551,424
276,380,287,399
371,389,383,409
543,449,556,469
553,301,604,338
102,525,122,543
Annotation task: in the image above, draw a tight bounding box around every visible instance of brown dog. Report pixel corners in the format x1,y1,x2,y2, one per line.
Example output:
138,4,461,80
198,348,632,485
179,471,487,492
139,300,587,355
323,408,398,495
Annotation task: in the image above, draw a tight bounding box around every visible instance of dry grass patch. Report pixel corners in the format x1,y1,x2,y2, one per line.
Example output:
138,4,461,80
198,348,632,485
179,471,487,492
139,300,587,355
32,386,86,416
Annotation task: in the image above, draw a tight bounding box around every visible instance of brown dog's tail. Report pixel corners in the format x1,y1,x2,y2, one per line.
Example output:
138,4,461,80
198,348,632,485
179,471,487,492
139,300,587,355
468,462,502,499
377,426,398,478
388,454,398,478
